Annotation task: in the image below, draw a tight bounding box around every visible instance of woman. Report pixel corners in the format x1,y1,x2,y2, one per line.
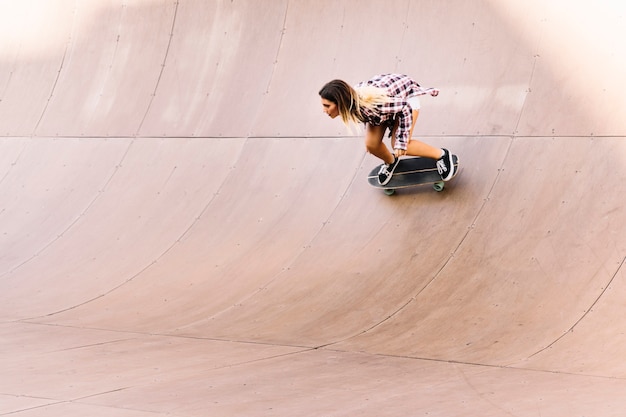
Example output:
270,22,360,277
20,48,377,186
319,73,456,185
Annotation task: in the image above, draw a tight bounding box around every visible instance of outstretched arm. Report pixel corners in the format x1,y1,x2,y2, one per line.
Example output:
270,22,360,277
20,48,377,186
416,87,440,97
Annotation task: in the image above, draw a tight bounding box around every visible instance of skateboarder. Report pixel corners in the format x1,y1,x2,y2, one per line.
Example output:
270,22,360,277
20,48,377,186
319,74,456,185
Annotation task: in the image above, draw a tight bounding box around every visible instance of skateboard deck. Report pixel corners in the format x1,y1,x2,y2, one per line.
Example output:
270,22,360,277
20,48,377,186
367,155,459,195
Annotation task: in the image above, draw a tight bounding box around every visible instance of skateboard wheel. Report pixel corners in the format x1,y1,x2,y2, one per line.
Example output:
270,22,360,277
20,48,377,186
384,189,395,196
433,181,445,192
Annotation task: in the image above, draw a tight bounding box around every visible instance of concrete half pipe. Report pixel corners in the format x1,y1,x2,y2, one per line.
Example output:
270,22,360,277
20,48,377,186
1,1,625,416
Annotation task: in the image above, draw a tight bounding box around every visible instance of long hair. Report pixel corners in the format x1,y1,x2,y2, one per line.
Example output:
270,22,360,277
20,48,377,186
319,79,390,128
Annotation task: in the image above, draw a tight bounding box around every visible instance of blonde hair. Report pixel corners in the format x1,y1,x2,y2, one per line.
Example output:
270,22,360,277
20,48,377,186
319,80,391,129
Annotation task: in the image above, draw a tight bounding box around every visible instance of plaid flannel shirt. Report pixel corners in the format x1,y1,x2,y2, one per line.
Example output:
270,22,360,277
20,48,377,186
356,74,421,150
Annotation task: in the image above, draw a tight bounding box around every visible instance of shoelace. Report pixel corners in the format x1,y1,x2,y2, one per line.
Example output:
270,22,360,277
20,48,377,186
436,159,447,175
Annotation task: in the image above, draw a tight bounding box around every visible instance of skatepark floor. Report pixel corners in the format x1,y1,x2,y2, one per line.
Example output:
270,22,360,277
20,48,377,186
1,1,625,416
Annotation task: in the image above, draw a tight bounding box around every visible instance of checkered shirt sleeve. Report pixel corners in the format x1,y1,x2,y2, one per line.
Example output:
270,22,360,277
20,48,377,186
356,74,422,150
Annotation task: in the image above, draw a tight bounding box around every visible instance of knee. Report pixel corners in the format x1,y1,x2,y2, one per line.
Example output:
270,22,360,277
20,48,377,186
364,141,378,154
364,124,386,154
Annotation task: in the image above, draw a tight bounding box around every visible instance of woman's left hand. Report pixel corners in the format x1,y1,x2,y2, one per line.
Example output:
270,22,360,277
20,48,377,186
395,149,407,158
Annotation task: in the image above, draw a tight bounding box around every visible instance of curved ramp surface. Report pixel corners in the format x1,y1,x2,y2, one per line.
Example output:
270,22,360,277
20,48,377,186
1,1,626,416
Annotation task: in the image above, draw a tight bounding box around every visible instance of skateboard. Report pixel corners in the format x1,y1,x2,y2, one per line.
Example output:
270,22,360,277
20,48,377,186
367,155,459,195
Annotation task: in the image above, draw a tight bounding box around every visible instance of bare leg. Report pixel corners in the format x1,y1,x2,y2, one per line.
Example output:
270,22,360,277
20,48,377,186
405,139,444,159
391,109,443,159
364,123,394,164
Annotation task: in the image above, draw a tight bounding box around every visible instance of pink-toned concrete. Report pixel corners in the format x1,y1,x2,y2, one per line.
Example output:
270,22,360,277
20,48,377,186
1,1,625,416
